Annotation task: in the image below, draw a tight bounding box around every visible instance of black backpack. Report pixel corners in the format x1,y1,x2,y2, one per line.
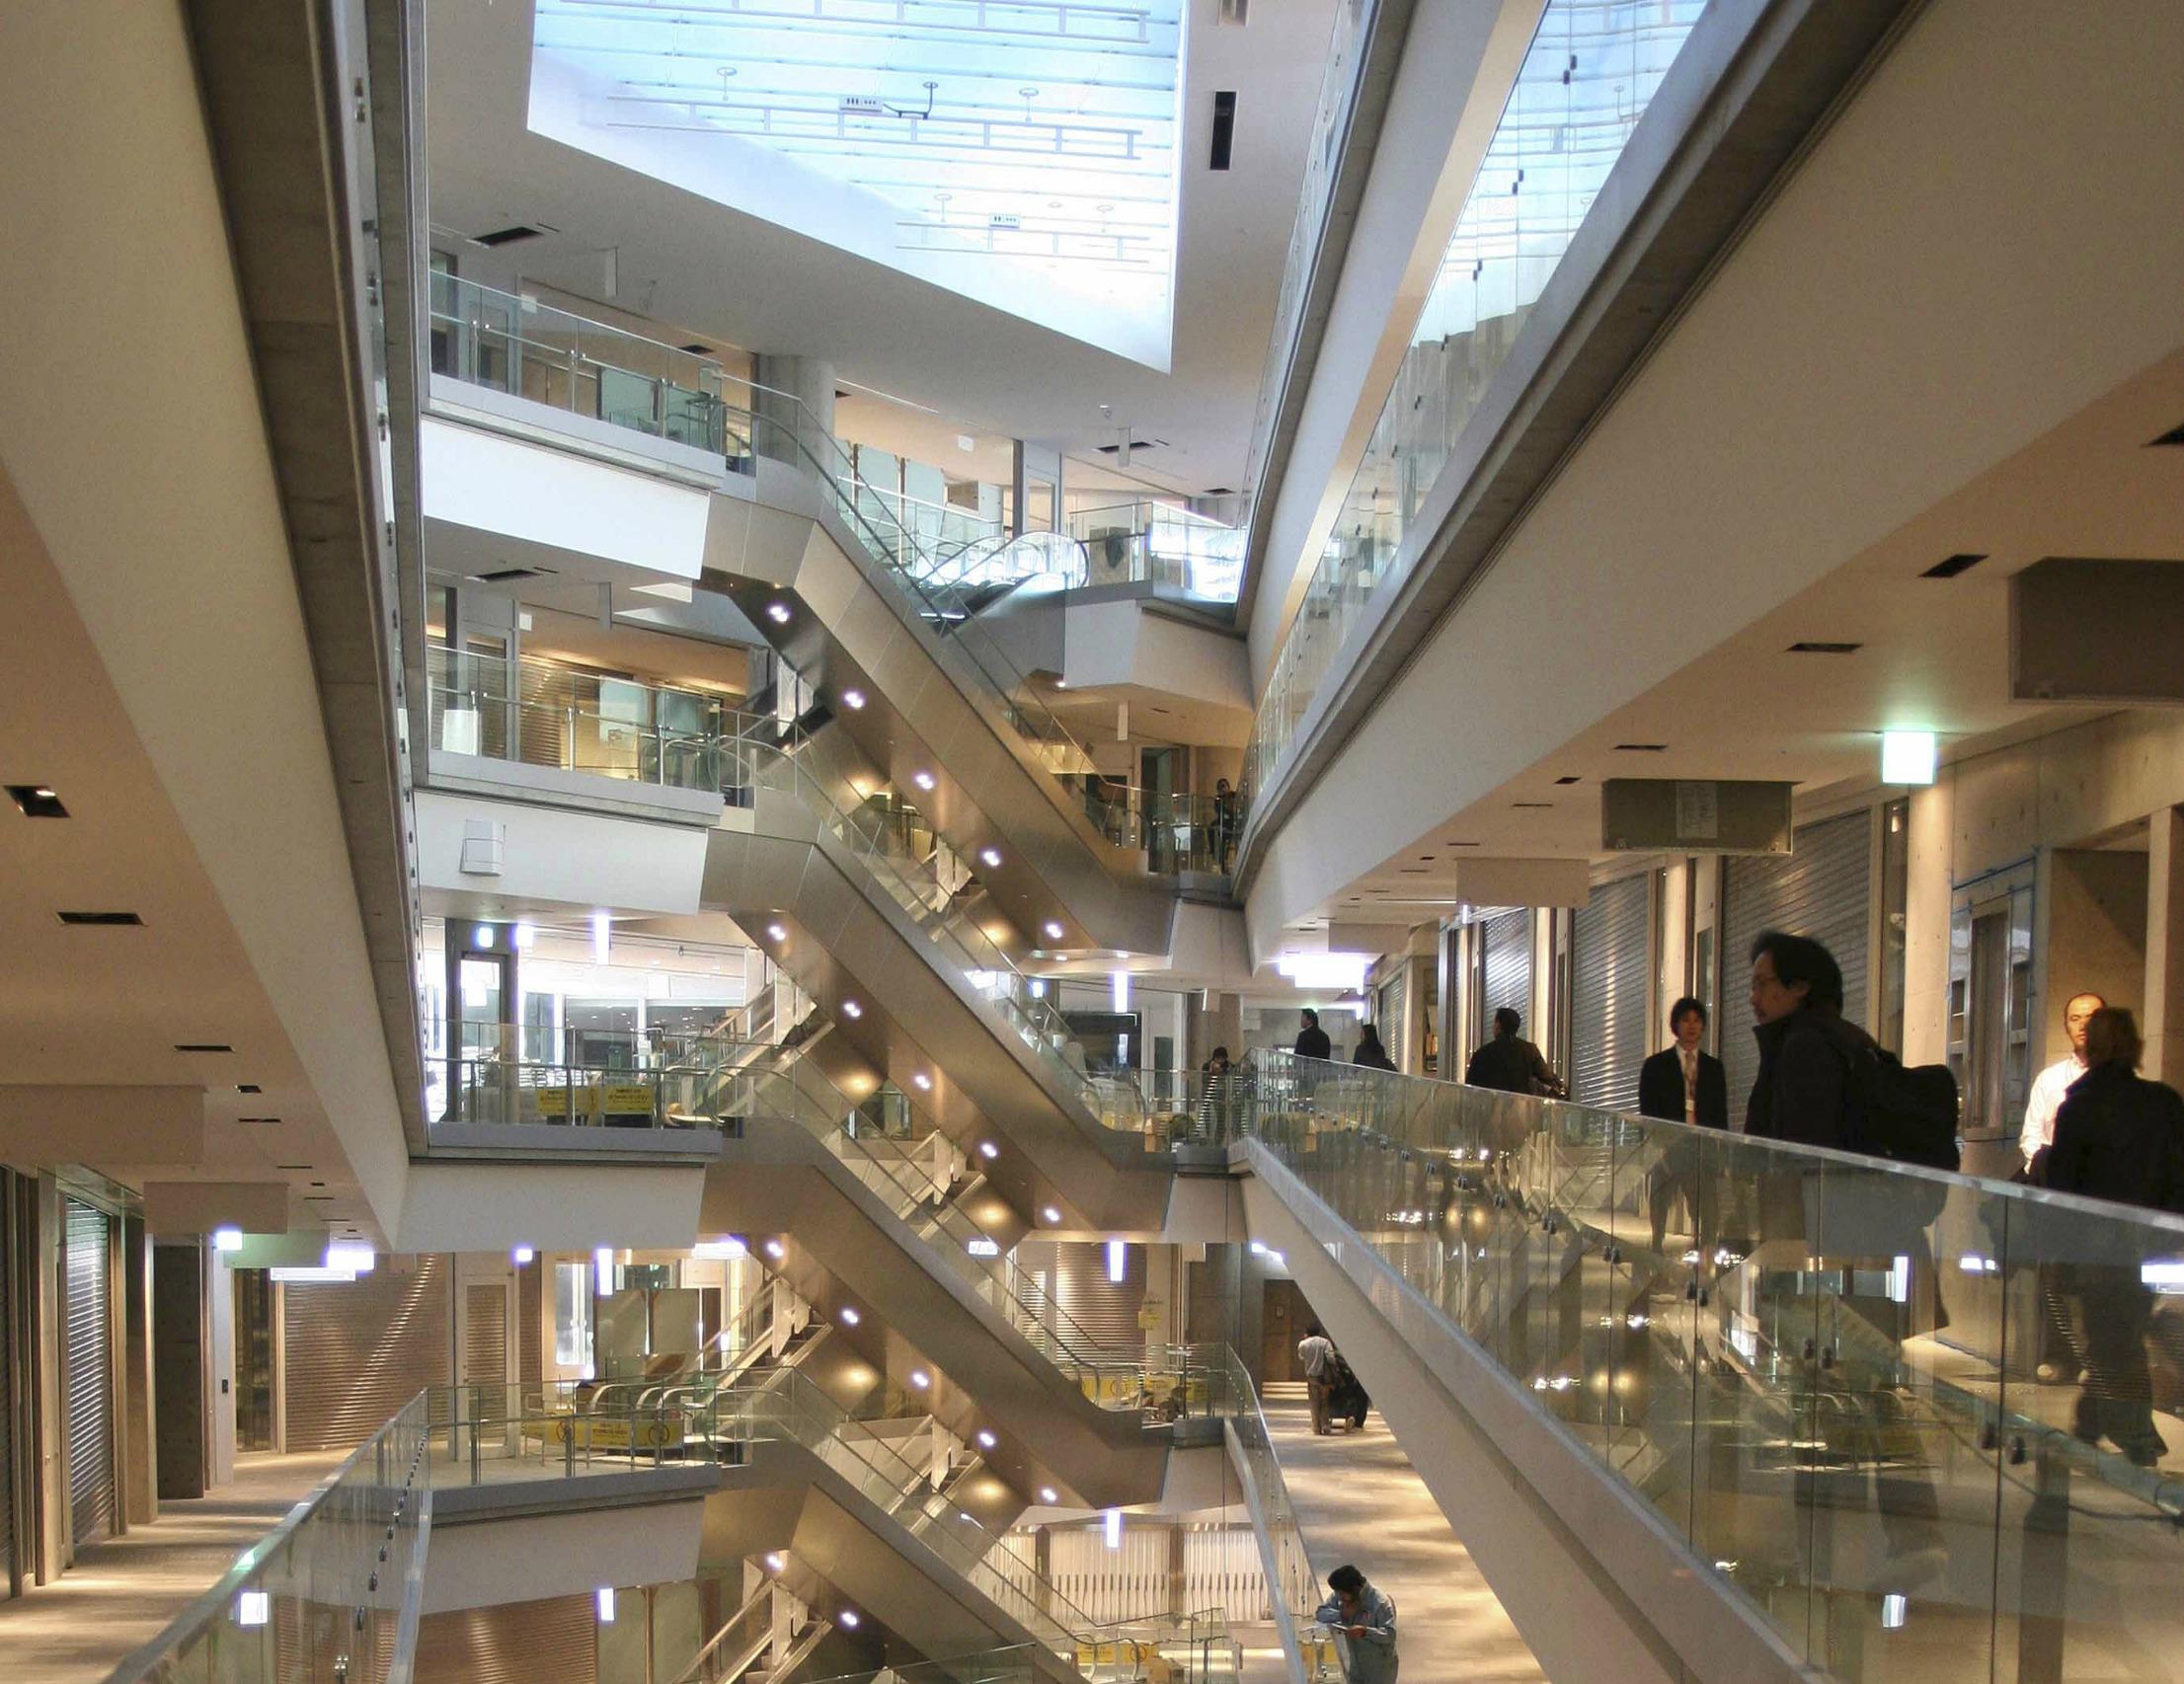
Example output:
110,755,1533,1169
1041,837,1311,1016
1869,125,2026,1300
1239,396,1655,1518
1842,1039,1961,1172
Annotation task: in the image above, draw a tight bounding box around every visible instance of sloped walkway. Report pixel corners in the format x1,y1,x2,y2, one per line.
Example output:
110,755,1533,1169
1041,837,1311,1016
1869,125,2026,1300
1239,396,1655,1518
1263,1382,1544,1682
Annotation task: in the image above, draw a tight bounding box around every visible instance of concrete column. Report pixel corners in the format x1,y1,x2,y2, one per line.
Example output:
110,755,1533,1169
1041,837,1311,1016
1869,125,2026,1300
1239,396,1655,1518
750,355,835,464
152,1242,206,1500
120,1216,156,1525
2144,806,2184,1081
1901,779,1956,1068
1010,439,1062,535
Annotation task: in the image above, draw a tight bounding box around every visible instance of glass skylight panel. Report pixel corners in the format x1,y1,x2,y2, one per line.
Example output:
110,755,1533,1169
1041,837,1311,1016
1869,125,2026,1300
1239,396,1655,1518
529,0,1184,363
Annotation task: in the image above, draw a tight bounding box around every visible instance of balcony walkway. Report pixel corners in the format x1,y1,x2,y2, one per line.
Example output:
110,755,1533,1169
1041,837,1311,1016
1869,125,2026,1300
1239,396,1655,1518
0,1448,345,1684
1263,1382,1543,1682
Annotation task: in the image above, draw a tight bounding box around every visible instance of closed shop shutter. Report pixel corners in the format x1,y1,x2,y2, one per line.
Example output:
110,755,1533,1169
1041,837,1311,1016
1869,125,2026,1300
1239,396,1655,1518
1571,874,1651,1111
0,1180,14,1592
63,1198,116,1548
463,1283,508,1423
1018,1241,1145,1349
1722,810,1873,1122
415,1592,598,1684
1375,970,1407,1062
283,1255,453,1451
1479,909,1532,1034
517,1260,543,1389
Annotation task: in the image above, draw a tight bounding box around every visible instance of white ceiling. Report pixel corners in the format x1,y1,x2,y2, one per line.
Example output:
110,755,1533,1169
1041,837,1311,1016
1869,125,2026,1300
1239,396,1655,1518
425,0,1339,498
1303,354,2184,926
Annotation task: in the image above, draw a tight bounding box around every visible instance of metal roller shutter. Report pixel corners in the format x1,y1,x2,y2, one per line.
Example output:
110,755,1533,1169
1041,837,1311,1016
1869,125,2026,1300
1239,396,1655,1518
1722,810,1873,1123
1019,1241,1145,1348
63,1199,116,1548
463,1283,508,1423
414,1592,598,1684
1480,909,1532,1033
283,1255,452,1451
1571,874,1651,1111
0,1181,13,1592
1375,969,1407,1063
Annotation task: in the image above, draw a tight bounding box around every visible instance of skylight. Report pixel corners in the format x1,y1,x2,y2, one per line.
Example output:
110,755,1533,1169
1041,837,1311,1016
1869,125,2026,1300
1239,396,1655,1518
528,0,1184,365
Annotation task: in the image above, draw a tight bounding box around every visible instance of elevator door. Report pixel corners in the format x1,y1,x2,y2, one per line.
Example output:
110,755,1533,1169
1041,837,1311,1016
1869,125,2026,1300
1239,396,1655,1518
63,1199,116,1548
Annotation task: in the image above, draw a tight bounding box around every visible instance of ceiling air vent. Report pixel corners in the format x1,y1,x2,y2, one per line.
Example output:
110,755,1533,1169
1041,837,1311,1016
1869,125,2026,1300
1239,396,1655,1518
1613,743,1668,752
1095,436,1166,455
470,225,545,248
1922,553,1988,578
1554,775,1582,785
58,909,143,926
471,566,546,583
1787,641,1862,654
175,1042,234,1054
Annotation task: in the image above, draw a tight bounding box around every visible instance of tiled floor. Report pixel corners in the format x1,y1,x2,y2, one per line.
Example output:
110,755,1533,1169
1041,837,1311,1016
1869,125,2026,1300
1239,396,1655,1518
0,1449,343,1684
1264,1382,1545,1683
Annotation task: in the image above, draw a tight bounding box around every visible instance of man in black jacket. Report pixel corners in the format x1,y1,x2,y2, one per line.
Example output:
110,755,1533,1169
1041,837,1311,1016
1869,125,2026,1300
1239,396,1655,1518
1638,997,1727,1251
1745,931,1876,1148
1464,1008,1563,1097
1294,1009,1333,1061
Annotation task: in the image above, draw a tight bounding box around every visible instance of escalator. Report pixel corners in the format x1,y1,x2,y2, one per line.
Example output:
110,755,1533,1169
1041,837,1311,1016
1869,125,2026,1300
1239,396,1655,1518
1227,1050,2184,1684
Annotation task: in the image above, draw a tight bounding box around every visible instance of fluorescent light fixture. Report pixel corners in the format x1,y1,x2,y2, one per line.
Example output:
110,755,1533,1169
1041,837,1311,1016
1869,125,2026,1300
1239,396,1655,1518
1111,969,1130,1012
594,1246,615,1284
1042,1205,1061,1224
841,1000,864,1020
766,923,788,943
512,1245,536,1264
590,910,611,963
841,689,867,710
2143,1261,2184,1291
766,601,792,624
979,847,1002,868
1105,1508,1122,1550
978,1141,999,1160
912,771,937,792
694,1238,746,1261
764,1239,786,1261
1106,1239,1127,1284
967,1238,1000,1257
839,1305,862,1326
1274,952,1370,991
1039,1487,1059,1504
1043,921,1065,941
597,1587,616,1624
325,1243,375,1275
473,924,495,948
212,1226,244,1254
1888,1254,1911,1304
976,1429,997,1449
909,1369,931,1389
236,1590,271,1628
1880,729,1938,786
1881,1593,1908,1630
839,1610,862,1630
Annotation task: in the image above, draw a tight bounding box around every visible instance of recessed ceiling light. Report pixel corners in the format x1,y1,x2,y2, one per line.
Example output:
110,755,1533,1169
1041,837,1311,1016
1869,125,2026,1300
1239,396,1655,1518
841,689,867,710
912,771,937,792
978,1141,999,1160
763,1239,785,1260
979,847,1002,868
1043,921,1065,941
839,1305,862,1326
6,784,67,818
1787,641,1862,654
766,923,788,942
766,602,792,624
1039,1487,1059,1504
1042,1205,1061,1223
1921,553,1987,578
909,1369,931,1389
976,1429,997,1449
842,1000,864,1019
912,1072,933,1091
838,1610,861,1630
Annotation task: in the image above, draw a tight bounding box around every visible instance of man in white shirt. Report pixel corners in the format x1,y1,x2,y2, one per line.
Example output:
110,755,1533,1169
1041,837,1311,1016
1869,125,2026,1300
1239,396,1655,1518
2022,992,2105,1170
1297,1323,1336,1435
2022,990,2103,1383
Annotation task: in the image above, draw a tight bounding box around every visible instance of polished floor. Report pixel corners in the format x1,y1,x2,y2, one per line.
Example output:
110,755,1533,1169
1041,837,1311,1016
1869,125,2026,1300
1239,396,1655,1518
0,1449,343,1684
1264,1382,1544,1682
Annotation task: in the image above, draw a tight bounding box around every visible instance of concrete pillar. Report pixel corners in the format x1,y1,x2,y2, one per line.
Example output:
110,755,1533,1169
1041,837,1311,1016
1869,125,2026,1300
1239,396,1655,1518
2144,806,2184,1081
152,1242,206,1500
1901,780,1956,1068
1010,439,1062,535
750,355,835,464
120,1216,156,1525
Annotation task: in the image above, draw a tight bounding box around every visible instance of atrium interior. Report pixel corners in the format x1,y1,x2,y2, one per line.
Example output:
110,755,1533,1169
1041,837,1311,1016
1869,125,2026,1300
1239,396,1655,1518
2,1,2182,1682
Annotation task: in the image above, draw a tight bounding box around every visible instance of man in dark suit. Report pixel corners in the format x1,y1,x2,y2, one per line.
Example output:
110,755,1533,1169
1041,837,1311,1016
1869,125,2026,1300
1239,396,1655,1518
1638,997,1728,1252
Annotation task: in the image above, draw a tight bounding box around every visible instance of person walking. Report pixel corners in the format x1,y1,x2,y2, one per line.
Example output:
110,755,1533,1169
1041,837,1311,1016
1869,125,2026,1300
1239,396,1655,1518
2021,990,2104,1381
1744,930,1875,1148
1294,1009,1333,1061
1354,1024,1395,1071
1463,1007,1563,1097
1313,1565,1397,1683
1212,778,1240,874
1637,997,1727,1251
1200,1045,1235,1143
1296,1322,1337,1435
2043,1007,2184,1465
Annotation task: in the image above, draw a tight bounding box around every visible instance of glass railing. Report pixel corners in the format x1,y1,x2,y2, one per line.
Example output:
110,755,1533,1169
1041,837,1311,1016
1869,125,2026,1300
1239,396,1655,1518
671,1581,835,1684
429,271,748,459
106,1392,431,1684
1204,1348,1319,1634
1067,500,1245,602
912,530,1089,600
1238,1048,2184,1678
1241,0,1710,811
855,480,1006,569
